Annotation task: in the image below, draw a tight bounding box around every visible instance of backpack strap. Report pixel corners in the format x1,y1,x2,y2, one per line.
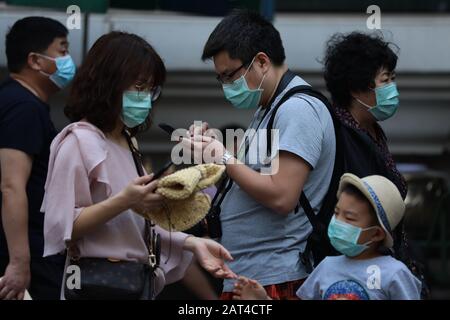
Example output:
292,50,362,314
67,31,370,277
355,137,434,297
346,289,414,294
264,85,344,269
266,85,342,216
204,70,297,238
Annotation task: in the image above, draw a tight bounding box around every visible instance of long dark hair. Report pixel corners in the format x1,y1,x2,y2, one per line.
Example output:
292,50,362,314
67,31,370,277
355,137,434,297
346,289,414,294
65,31,166,135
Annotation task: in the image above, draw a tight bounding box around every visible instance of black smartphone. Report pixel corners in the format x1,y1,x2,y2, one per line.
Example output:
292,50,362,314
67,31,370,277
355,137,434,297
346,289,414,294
158,123,176,136
151,160,173,181
144,123,179,184
158,123,191,141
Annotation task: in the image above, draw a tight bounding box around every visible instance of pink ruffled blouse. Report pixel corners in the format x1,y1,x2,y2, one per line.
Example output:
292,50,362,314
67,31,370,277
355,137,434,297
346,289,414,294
41,121,192,296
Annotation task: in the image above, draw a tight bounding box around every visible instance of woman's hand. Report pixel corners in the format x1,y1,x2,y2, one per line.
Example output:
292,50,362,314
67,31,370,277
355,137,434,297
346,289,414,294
119,174,165,213
184,236,237,279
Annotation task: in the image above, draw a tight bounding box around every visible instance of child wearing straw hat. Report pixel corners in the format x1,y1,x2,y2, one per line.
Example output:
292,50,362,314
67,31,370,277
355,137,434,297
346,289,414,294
232,173,422,300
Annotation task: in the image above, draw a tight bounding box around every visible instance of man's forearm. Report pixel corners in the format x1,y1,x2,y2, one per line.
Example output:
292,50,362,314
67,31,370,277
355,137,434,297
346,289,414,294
224,151,310,215
1,188,30,263
186,135,308,214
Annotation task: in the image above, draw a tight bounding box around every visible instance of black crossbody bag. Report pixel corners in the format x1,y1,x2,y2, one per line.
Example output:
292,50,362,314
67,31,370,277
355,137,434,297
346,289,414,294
64,130,161,300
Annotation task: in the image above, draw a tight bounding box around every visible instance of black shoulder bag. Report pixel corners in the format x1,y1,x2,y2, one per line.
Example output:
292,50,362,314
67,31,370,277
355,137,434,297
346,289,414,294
64,130,161,300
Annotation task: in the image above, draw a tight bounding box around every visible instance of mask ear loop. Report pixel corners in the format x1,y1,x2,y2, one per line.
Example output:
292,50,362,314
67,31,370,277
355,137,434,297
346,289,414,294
245,55,267,90
33,53,56,77
34,52,56,61
355,97,374,109
258,73,267,90
242,55,257,79
359,225,380,246
354,83,378,109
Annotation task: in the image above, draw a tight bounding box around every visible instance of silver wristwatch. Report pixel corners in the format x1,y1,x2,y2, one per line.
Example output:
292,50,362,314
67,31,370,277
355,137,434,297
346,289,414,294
220,150,234,165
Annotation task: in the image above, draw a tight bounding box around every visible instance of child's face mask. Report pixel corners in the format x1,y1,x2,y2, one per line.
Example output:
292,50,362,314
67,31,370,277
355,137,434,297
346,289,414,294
328,215,378,257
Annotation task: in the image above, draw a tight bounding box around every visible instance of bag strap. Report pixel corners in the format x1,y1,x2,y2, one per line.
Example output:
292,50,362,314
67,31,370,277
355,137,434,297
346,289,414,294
207,70,298,226
264,85,344,268
266,85,323,216
266,84,343,216
123,130,159,268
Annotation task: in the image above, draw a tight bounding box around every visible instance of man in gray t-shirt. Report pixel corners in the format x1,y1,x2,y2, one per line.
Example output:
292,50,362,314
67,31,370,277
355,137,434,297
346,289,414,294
219,75,335,292
186,11,336,298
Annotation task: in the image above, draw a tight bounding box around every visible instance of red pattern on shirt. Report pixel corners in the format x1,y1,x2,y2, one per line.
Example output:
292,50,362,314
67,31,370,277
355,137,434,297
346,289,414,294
220,278,305,300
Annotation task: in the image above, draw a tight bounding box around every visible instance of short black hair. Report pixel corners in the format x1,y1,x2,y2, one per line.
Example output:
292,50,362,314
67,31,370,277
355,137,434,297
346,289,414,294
202,10,285,66
323,32,398,108
6,16,68,73
341,184,378,224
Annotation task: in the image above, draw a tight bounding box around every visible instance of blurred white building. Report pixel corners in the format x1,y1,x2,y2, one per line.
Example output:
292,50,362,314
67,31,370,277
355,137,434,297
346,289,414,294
0,2,449,171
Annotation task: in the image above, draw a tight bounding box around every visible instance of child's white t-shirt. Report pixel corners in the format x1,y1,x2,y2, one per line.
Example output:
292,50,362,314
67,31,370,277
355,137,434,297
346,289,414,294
296,255,422,300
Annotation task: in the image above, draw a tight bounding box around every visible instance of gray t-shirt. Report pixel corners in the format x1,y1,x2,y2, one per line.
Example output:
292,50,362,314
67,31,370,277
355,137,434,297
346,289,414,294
297,255,422,300
220,76,336,292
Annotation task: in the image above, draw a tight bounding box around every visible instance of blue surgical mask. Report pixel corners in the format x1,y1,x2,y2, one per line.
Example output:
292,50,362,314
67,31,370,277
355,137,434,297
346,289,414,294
328,215,377,257
37,54,76,89
222,56,266,109
356,82,400,121
122,91,152,128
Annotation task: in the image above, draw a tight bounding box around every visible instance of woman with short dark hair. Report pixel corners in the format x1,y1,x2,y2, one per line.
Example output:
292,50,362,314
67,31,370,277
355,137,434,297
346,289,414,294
42,31,236,300
323,31,406,197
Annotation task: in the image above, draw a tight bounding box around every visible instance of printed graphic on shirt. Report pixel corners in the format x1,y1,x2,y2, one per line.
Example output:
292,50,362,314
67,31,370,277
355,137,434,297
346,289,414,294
323,280,370,300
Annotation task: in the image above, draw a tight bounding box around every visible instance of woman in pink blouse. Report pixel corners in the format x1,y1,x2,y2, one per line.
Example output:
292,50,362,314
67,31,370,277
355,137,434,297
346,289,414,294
41,31,236,299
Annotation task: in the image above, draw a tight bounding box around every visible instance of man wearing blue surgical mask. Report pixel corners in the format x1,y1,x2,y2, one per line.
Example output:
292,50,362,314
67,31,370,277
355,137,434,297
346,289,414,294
188,11,336,299
0,17,74,300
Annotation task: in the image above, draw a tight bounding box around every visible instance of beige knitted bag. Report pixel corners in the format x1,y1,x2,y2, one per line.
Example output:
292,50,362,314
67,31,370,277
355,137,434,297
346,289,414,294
136,164,225,231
